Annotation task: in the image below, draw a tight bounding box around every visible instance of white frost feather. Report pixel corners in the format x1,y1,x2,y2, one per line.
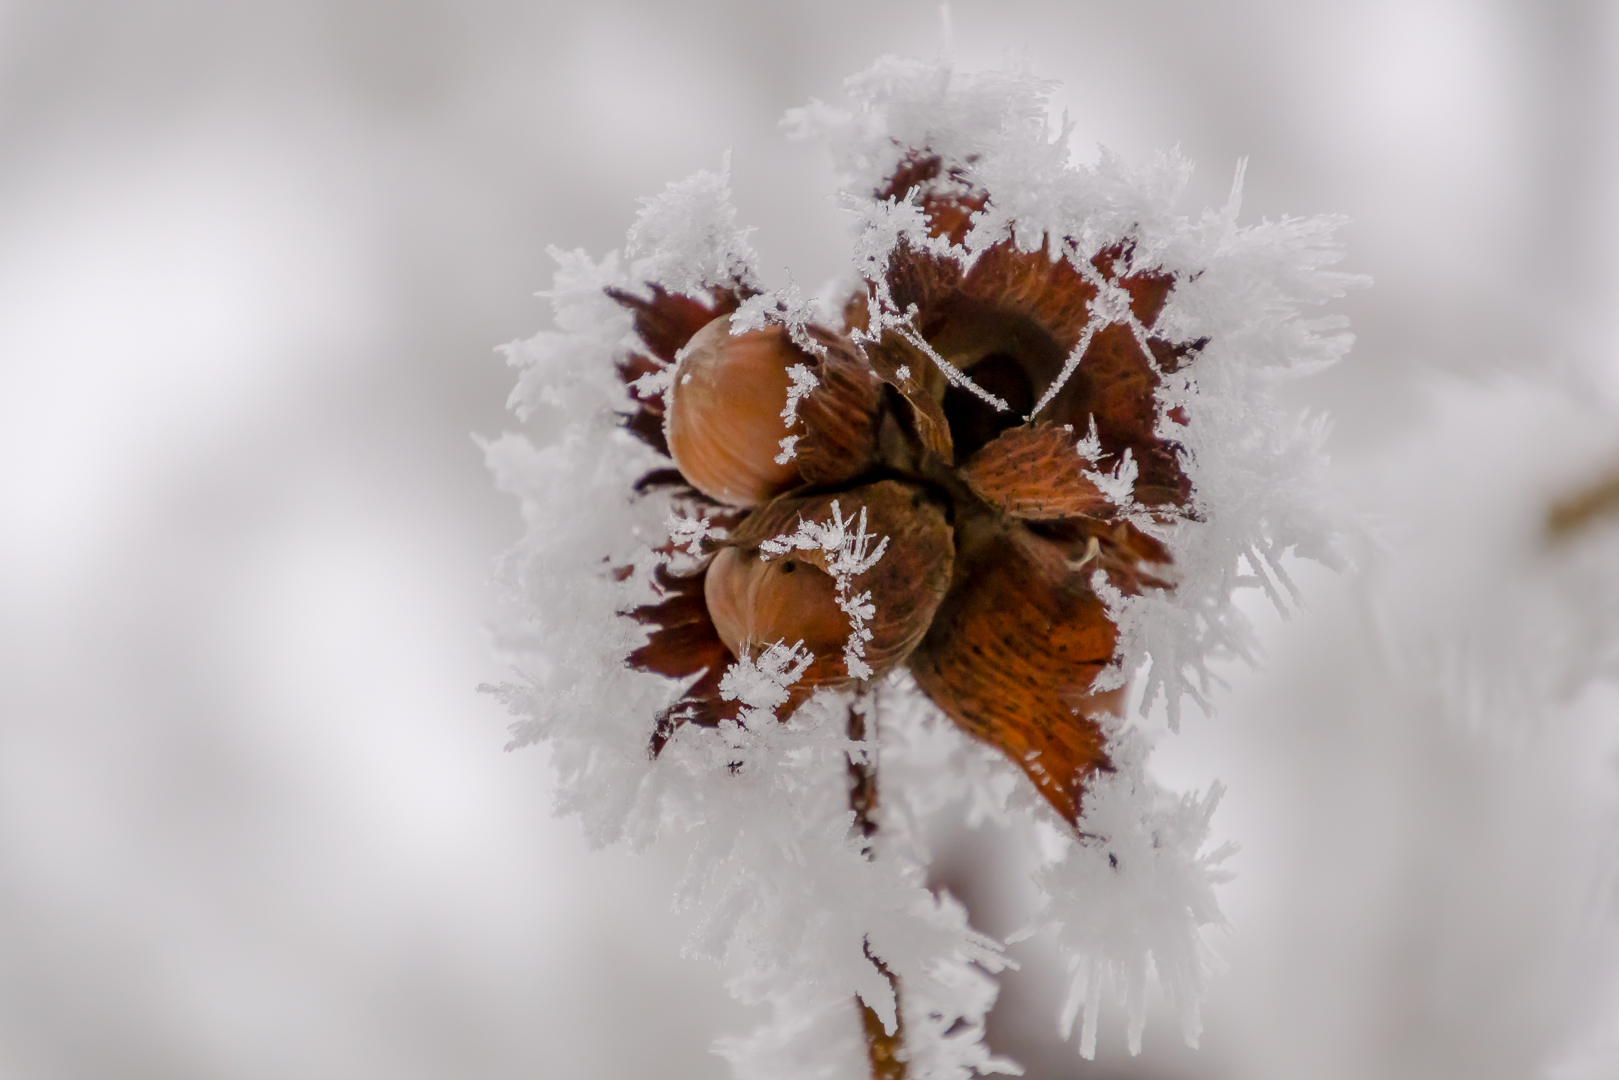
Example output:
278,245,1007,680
718,640,814,718
665,510,728,558
1020,727,1235,1060
625,156,759,297
761,501,889,681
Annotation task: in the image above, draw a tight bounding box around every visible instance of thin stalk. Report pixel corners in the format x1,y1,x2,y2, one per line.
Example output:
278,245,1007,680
1548,460,1619,539
849,689,907,1080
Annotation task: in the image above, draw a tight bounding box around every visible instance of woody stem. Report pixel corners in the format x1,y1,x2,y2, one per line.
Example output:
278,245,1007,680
1548,460,1619,538
849,688,906,1080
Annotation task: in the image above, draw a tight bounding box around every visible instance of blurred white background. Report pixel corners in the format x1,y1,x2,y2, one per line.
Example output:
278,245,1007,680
2,1,1618,1077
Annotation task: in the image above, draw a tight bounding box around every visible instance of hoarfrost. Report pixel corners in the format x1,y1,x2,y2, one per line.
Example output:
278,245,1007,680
896,324,1011,411
624,156,759,298
1023,727,1235,1059
760,499,890,578
780,363,819,429
1087,447,1139,510
732,279,828,357
771,361,819,467
719,640,814,717
491,52,1356,1075
760,501,890,681
666,510,727,558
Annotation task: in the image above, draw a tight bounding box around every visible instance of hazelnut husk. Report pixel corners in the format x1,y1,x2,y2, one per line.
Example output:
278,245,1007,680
616,152,1202,825
909,516,1122,824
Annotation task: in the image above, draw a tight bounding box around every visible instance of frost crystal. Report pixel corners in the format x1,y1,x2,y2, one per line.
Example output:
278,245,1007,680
780,363,819,429
759,499,890,577
624,157,758,297
896,323,1012,411
760,501,890,681
1087,447,1140,510
489,53,1354,1075
732,278,829,357
1025,727,1235,1058
666,510,727,558
772,362,819,465
719,640,814,718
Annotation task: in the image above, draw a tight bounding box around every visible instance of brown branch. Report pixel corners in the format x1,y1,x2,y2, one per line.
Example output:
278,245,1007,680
860,944,907,1080
849,690,907,1080
1548,461,1619,539
848,693,880,852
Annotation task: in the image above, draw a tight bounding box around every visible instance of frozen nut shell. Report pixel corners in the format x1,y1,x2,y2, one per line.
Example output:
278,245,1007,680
705,479,956,698
665,314,805,507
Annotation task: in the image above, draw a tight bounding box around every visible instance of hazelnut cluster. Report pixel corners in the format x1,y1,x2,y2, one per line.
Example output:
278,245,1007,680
617,158,1200,824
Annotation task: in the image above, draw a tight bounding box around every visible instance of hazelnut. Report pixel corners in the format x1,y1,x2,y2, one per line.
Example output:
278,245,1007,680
704,545,849,676
665,314,804,507
705,480,955,696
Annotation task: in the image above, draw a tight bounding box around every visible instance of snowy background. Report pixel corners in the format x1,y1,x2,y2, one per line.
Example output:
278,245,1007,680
2,1,1618,1077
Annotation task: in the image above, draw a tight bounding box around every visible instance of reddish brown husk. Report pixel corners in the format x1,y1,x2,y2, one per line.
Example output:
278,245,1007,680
961,423,1109,520
611,156,1201,824
610,284,750,460
849,153,1204,510
909,519,1122,825
792,329,887,487
626,560,742,758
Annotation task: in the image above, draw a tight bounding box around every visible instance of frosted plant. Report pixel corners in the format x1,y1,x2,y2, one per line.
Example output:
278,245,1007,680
1363,379,1619,735
487,55,1357,1076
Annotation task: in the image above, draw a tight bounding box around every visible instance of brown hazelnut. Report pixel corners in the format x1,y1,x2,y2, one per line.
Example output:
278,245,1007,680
704,545,849,677
665,314,805,507
704,480,955,696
